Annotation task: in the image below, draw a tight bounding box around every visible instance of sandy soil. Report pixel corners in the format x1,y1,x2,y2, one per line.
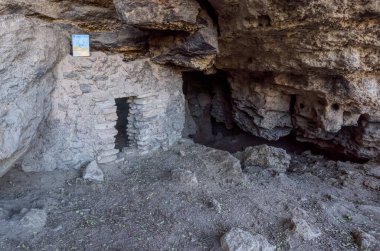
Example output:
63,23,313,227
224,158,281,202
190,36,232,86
0,140,379,250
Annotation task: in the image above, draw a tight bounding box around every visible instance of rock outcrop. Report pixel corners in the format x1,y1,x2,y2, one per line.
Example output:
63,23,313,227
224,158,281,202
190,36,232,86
114,0,201,32
1,0,380,177
114,0,219,70
0,15,69,177
209,0,380,159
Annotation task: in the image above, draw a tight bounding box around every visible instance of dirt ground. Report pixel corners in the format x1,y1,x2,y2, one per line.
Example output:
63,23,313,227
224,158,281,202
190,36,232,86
0,140,379,250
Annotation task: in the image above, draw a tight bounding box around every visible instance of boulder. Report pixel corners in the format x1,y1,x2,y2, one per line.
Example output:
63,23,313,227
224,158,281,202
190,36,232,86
353,230,380,251
83,161,104,182
220,228,275,251
19,208,47,230
286,208,321,241
0,15,69,177
289,218,321,241
242,145,291,173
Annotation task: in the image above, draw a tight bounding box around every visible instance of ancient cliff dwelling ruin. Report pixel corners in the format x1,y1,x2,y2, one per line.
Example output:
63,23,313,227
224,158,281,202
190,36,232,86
0,0,379,250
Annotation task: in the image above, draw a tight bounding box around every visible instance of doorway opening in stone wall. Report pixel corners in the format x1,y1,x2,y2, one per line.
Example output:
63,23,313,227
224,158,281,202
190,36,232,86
115,97,130,151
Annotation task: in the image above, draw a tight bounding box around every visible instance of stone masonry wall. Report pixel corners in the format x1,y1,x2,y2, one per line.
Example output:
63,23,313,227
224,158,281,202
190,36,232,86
21,52,185,172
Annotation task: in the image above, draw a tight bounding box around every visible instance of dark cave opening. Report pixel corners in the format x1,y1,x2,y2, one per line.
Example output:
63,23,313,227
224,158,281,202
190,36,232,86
195,0,221,35
182,71,367,163
114,97,129,151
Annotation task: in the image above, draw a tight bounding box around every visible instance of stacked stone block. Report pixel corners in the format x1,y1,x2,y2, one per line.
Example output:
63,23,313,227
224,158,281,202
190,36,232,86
20,53,185,171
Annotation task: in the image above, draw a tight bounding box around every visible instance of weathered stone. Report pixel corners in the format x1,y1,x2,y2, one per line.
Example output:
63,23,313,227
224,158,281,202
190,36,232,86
220,228,275,251
0,0,123,32
353,230,380,251
210,198,222,214
97,154,118,164
364,163,380,178
19,208,47,230
211,0,380,74
152,10,219,70
171,169,198,184
289,218,321,241
114,0,201,31
287,208,321,241
242,145,291,173
0,15,69,177
363,177,380,190
91,28,147,53
83,161,104,182
21,55,185,171
1,0,379,174
80,84,92,93
206,0,380,159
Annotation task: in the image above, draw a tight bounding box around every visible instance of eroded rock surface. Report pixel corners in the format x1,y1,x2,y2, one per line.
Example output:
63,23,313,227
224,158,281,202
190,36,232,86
0,15,69,177
220,228,275,251
114,0,201,32
209,0,380,159
1,0,380,178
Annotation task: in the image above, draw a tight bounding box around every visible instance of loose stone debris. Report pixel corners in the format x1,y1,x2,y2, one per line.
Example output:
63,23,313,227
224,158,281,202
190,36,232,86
82,161,104,182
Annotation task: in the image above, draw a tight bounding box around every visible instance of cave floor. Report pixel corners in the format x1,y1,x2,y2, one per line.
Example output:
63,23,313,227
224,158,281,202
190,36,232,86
0,140,379,251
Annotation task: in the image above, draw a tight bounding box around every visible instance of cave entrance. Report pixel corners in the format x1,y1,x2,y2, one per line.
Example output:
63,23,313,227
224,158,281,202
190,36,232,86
182,70,238,143
114,97,130,151
182,71,365,163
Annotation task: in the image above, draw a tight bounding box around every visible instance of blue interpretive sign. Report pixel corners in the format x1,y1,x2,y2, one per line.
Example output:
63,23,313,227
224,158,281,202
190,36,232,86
72,34,90,57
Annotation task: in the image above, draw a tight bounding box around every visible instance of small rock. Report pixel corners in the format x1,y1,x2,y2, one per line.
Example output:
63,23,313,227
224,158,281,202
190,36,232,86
364,163,380,178
79,84,91,93
83,161,104,182
63,72,79,79
53,225,63,232
289,218,321,241
220,228,275,251
178,138,193,144
242,145,291,173
171,169,198,184
178,150,186,157
114,156,125,164
353,230,380,250
363,177,380,190
19,208,47,230
287,208,321,241
211,199,222,214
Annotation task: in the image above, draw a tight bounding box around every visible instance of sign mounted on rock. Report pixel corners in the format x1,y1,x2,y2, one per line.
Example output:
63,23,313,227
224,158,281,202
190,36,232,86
72,34,90,57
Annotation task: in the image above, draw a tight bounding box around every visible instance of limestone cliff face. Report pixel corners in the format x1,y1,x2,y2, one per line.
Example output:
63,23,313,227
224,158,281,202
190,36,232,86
0,0,379,176
0,15,69,176
209,0,380,159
